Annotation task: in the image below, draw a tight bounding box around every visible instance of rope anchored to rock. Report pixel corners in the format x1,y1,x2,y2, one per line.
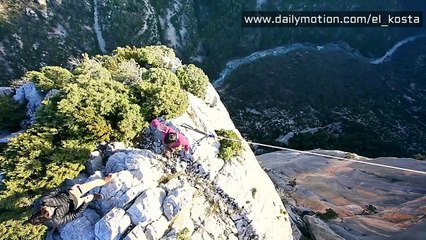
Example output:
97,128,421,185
180,124,426,176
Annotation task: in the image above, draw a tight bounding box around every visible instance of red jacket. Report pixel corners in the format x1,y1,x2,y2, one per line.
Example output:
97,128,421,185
150,119,191,152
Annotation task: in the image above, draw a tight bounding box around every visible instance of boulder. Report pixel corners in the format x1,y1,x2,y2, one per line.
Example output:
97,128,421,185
85,151,103,175
94,208,131,240
102,142,127,159
98,170,143,214
144,216,169,240
162,178,195,220
13,82,42,124
60,209,100,240
304,215,344,240
0,87,13,97
127,188,166,226
124,224,148,240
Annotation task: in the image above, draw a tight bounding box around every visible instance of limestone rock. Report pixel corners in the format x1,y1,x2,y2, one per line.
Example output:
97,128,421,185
304,215,344,240
102,142,127,159
127,188,166,226
85,151,103,175
13,82,42,125
0,87,13,97
144,216,168,240
162,178,195,220
94,208,131,240
59,209,100,240
124,224,148,240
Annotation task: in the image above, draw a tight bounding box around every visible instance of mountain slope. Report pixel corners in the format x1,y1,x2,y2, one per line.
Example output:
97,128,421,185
53,84,292,240
0,0,416,85
219,38,426,158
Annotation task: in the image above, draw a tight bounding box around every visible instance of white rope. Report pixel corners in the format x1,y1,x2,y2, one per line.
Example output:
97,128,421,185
217,136,426,175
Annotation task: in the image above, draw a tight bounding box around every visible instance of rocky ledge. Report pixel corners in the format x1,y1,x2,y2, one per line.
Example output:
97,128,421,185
49,85,292,240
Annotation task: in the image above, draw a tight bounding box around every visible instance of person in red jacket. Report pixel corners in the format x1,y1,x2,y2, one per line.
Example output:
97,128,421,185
150,119,191,159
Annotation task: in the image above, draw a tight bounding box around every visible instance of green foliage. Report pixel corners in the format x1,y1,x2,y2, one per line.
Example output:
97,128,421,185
215,129,243,161
0,142,7,153
0,45,196,236
288,122,406,158
177,227,192,240
24,66,73,92
113,45,177,69
0,127,89,208
316,208,338,220
37,58,145,143
0,218,46,240
414,153,425,161
0,95,26,132
111,59,144,86
176,64,209,98
134,68,188,120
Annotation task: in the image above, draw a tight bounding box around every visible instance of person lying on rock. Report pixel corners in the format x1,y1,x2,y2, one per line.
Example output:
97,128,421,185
26,174,114,229
150,119,191,159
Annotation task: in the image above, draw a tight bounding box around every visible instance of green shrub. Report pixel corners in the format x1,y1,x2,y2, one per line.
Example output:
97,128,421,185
0,218,46,240
177,228,192,240
176,64,209,98
215,129,243,161
0,95,26,132
134,68,188,120
0,127,89,208
0,127,89,238
414,153,425,161
316,208,338,220
0,45,197,237
111,59,144,86
23,66,73,92
37,59,145,143
113,45,177,69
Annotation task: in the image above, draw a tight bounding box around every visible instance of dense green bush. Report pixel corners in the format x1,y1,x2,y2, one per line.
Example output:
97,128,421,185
215,129,243,161
37,59,146,143
0,45,202,236
0,95,26,132
134,68,188,120
0,218,46,240
176,64,209,98
23,66,73,92
113,45,177,69
414,153,425,161
111,59,144,86
0,127,89,209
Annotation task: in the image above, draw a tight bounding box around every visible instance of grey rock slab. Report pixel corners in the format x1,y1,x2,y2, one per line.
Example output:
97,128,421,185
127,188,166,226
59,209,100,240
304,215,344,240
95,208,131,240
